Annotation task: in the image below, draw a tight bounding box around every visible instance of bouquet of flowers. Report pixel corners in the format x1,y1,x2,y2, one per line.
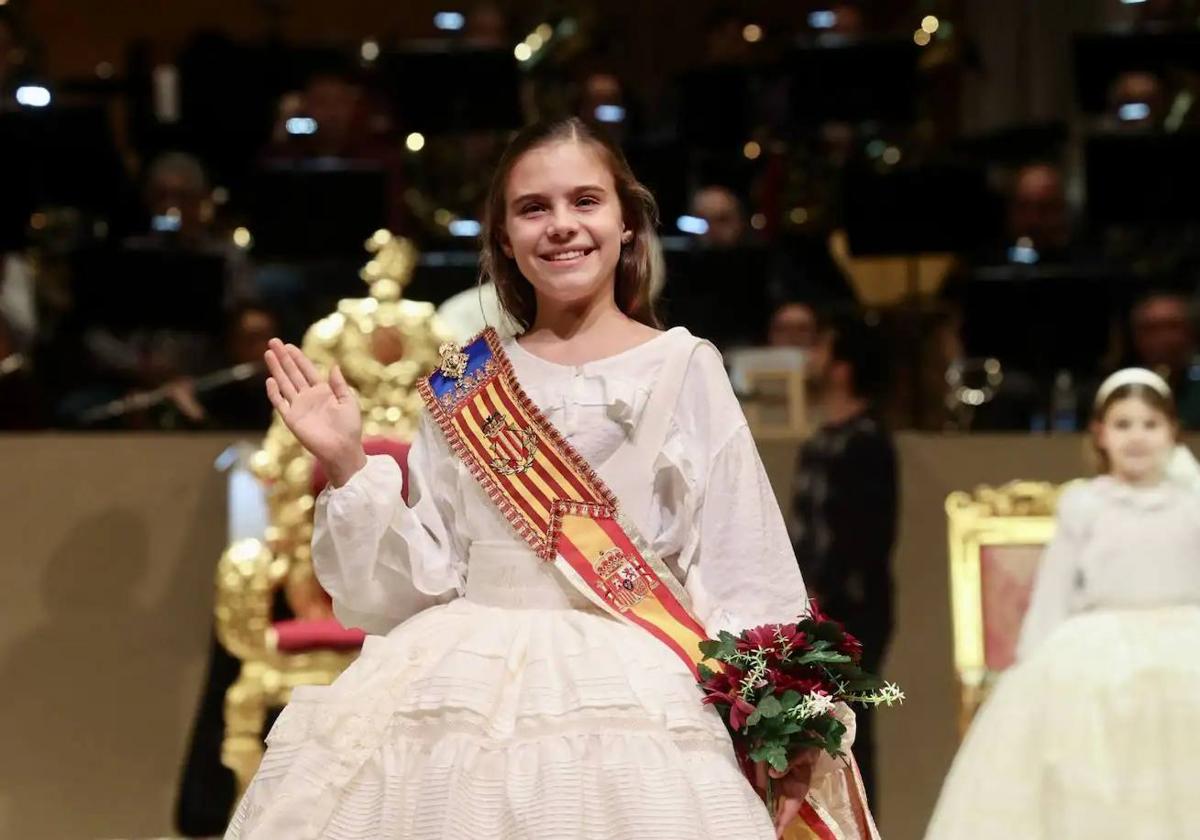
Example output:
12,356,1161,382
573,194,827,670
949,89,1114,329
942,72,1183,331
698,603,904,778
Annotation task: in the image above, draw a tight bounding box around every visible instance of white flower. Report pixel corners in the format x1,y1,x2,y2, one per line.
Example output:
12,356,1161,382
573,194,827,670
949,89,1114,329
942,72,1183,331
796,691,836,718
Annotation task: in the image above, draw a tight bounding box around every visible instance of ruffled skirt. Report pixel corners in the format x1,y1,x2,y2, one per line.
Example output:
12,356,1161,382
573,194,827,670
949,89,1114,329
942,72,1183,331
225,543,776,839
926,605,1200,840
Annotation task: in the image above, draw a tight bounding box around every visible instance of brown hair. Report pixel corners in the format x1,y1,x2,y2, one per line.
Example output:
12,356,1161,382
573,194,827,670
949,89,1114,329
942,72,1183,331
479,118,662,331
1089,382,1178,473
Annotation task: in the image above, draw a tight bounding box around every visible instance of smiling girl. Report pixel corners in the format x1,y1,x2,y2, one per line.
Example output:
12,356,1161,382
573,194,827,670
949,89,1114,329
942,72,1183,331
926,368,1200,840
225,119,877,840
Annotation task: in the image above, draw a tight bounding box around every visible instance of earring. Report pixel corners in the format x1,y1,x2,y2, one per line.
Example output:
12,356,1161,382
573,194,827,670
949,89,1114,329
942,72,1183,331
621,231,633,244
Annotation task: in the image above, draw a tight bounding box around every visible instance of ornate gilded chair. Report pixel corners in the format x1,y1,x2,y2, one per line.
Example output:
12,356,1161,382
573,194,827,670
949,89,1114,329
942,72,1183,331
945,480,1069,732
216,231,452,793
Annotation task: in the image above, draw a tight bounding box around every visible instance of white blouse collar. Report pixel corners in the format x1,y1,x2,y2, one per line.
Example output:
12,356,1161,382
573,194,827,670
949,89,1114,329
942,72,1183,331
502,331,689,435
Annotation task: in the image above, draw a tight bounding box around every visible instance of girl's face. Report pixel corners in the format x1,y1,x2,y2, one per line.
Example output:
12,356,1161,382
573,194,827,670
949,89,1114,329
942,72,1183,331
501,139,627,313
1094,396,1176,484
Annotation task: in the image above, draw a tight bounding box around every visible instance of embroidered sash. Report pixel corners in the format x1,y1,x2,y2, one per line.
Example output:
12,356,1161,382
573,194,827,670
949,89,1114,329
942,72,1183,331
418,327,710,677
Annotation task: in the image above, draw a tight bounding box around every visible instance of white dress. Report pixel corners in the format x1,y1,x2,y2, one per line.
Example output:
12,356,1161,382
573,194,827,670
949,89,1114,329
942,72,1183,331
926,476,1200,840
226,328,816,839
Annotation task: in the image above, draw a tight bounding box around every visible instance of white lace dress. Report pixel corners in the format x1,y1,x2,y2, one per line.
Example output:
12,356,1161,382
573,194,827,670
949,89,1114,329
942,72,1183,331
926,476,1200,840
225,328,818,839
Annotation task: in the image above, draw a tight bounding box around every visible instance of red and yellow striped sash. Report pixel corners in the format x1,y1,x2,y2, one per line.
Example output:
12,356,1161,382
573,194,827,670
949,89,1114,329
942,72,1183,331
419,328,709,677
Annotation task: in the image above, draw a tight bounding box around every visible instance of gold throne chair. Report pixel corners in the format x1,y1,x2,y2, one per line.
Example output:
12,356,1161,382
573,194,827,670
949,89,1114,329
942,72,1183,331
216,231,452,793
945,480,1070,732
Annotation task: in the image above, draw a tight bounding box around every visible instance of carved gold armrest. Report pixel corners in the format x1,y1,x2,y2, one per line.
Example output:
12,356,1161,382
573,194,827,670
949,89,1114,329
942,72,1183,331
215,538,288,661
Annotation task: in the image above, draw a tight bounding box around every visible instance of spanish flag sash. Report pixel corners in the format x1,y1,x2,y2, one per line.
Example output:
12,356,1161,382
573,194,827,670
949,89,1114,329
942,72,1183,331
418,327,710,677
418,328,877,840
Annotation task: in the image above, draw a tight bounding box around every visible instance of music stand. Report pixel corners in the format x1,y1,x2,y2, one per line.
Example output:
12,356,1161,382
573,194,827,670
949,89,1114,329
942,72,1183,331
842,161,997,258
661,245,774,347
0,105,130,246
71,244,228,335
1085,131,1200,227
625,141,693,226
244,162,389,261
786,36,920,127
961,264,1135,379
676,65,764,150
379,45,521,134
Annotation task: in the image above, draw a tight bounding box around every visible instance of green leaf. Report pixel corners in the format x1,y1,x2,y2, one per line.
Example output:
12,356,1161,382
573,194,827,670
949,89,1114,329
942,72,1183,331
764,744,789,772
780,690,801,710
698,640,719,658
757,695,783,719
796,650,852,666
697,662,715,681
746,708,763,728
749,742,790,773
747,744,774,763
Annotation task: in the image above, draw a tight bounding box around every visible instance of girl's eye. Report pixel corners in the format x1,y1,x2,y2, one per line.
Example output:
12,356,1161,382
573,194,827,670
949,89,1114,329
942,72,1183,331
577,196,599,207
521,203,545,215
1115,419,1132,430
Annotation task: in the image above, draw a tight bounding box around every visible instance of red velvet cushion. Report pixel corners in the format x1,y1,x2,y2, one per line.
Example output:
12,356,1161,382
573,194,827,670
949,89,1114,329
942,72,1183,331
310,437,411,501
272,617,366,652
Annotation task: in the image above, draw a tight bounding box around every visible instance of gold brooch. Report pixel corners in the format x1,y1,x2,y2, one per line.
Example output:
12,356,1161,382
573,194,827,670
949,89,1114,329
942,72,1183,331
437,342,468,379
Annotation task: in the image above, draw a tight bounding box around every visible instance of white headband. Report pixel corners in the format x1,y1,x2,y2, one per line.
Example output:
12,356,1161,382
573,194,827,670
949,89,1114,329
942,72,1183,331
1094,367,1172,408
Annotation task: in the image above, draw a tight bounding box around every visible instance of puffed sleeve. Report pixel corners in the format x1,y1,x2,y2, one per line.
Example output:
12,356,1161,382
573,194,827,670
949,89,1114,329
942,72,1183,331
1015,481,1091,660
670,346,810,635
311,412,466,635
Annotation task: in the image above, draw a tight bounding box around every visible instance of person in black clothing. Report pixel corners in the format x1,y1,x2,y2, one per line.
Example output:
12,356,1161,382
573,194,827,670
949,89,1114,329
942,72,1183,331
791,306,897,804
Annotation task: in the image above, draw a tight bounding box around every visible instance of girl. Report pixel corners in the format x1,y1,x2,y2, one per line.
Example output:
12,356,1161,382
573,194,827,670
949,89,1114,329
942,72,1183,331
926,368,1200,840
227,118,876,839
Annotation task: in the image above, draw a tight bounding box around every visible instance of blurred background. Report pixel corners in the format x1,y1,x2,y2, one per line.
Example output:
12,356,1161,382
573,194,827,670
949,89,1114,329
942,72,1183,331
3,0,1200,432
2,0,1200,838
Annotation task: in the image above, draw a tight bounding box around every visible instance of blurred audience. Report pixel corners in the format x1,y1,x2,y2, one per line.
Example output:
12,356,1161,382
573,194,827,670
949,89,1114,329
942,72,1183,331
263,69,408,234
1005,162,1072,260
690,184,748,248
126,151,252,301
1106,71,1169,130
190,301,278,431
767,300,819,349
4,13,1200,435
463,1,509,48
55,152,257,427
1125,289,1200,428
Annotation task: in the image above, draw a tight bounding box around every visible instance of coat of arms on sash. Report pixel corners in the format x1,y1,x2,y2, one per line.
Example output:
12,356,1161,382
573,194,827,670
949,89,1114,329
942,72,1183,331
482,412,539,474
437,342,469,380
595,547,658,610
